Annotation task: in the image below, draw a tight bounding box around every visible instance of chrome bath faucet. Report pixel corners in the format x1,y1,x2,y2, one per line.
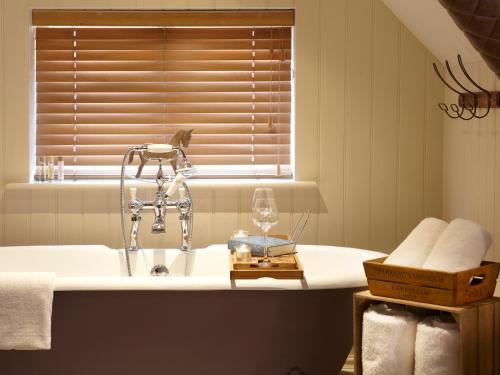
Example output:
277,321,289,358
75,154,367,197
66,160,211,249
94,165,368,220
128,165,193,252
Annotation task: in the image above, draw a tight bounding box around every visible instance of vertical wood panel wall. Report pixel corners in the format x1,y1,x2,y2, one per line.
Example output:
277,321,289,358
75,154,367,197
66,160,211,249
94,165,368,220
0,0,443,253
443,60,500,263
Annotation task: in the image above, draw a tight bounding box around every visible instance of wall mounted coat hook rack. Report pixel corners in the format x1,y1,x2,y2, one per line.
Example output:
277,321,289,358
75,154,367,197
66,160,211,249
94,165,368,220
433,55,499,120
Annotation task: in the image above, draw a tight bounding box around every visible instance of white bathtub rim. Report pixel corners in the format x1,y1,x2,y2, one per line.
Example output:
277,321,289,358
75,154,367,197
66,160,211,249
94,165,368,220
0,243,386,291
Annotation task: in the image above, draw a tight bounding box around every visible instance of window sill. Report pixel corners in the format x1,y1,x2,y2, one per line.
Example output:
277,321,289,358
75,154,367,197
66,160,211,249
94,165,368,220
6,179,317,192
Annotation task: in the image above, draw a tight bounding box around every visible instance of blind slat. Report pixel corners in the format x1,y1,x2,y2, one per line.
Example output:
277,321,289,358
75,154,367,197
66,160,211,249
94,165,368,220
37,92,292,103
36,71,292,83
37,102,291,114
36,61,291,72
36,50,292,61
37,123,291,135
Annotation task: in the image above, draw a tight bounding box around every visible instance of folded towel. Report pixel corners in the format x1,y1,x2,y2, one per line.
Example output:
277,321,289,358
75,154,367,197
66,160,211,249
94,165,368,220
385,218,448,268
422,218,492,272
362,303,417,375
0,272,55,350
415,316,459,375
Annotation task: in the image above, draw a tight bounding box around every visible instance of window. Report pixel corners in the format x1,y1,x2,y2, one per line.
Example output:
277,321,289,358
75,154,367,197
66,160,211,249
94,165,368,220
33,10,294,179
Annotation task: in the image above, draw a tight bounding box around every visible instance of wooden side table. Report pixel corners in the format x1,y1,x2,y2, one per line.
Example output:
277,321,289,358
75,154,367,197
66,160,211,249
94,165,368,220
353,290,500,375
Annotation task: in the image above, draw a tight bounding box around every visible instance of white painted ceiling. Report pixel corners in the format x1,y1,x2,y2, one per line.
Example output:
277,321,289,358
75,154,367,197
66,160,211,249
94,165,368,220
381,0,482,64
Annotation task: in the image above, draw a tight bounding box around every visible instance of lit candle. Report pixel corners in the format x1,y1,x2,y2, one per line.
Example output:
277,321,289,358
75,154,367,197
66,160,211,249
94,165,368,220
235,243,251,261
232,229,249,240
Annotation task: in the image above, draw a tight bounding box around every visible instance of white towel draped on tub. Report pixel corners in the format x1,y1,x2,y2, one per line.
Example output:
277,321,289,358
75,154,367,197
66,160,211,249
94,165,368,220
384,217,448,268
415,317,460,375
0,272,55,350
362,303,417,375
423,218,492,272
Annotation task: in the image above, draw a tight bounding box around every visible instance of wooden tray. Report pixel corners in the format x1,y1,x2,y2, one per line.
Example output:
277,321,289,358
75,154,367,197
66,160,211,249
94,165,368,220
363,257,500,306
230,253,304,280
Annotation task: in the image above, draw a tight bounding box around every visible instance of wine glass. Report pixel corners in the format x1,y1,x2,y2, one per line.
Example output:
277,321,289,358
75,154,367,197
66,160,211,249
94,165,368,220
252,188,278,267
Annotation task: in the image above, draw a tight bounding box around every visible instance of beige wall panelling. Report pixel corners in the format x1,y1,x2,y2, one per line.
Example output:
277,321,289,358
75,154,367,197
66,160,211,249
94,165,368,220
493,73,500,262
54,0,84,7
213,186,239,244
108,0,138,7
238,0,268,8
292,184,318,244
107,189,123,249
397,27,426,242
293,0,319,182
317,0,346,246
478,63,496,261
83,190,110,245
4,0,29,184
344,0,373,250
443,85,464,220
0,0,4,246
56,190,83,245
161,0,189,8
442,60,500,263
137,0,162,8
461,62,481,222
188,0,216,8
3,190,30,245
30,190,56,245
81,0,111,7
272,185,292,236
215,0,240,9
443,61,480,222
370,0,399,253
424,56,444,219
267,0,293,8
190,187,214,248
238,186,254,233
495,75,500,262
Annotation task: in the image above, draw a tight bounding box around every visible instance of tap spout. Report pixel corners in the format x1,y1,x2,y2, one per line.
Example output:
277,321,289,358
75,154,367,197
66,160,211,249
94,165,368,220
152,190,167,234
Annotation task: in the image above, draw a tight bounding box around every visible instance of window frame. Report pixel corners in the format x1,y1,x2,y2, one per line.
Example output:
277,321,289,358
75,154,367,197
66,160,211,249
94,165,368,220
31,10,295,182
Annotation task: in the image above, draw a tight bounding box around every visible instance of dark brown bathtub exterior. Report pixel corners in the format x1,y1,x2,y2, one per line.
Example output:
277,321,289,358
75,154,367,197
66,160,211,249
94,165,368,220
0,288,361,375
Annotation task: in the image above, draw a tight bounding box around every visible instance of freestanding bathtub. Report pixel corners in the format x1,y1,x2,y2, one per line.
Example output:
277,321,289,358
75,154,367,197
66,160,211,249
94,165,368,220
0,244,384,375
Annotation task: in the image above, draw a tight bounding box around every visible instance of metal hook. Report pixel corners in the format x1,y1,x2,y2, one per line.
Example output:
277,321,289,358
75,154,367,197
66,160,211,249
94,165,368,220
433,55,492,120
433,62,474,120
445,60,479,120
457,55,491,119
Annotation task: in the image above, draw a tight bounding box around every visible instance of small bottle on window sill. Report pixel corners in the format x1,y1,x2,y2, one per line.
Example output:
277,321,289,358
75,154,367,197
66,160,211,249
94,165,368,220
47,156,55,182
39,156,46,182
57,156,64,182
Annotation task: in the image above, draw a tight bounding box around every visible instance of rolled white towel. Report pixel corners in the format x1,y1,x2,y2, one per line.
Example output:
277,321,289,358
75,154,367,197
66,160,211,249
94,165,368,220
415,316,459,375
362,303,417,375
385,217,448,268
422,218,492,272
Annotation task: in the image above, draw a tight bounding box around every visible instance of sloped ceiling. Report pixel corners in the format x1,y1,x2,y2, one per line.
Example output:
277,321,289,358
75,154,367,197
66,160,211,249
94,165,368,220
381,0,482,64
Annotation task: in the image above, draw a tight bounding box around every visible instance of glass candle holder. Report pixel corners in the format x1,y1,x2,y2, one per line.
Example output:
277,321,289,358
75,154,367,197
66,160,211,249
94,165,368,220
235,243,251,261
232,229,249,240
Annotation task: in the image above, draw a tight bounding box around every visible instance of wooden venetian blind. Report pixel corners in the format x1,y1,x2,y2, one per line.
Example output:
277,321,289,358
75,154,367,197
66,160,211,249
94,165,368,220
34,10,293,179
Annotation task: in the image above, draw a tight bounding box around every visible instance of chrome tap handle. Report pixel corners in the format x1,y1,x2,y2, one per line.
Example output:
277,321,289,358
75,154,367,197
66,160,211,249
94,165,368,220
128,188,143,251
130,214,141,251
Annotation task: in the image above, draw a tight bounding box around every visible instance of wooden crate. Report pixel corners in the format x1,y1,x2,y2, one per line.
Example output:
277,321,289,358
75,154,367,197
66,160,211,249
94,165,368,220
353,290,500,375
363,257,500,306
229,253,303,280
